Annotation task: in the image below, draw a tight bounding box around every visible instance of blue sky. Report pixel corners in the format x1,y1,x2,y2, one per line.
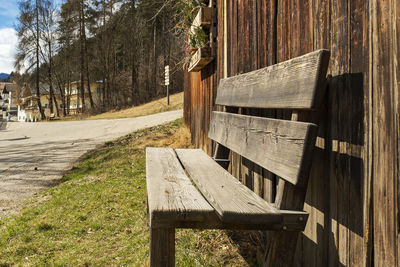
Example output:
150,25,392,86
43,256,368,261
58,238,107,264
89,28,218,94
0,0,63,73
0,0,19,73
0,0,19,28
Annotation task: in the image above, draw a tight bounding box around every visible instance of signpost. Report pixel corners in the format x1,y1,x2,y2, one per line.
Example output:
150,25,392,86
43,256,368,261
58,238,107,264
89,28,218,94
165,65,170,105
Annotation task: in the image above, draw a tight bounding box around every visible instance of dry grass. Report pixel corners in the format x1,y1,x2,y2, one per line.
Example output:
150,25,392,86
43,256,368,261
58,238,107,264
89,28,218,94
0,119,262,266
58,92,184,122
135,125,194,150
89,92,183,120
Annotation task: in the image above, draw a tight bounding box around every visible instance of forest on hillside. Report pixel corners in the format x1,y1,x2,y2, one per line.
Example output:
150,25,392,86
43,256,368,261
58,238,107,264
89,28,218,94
14,0,204,118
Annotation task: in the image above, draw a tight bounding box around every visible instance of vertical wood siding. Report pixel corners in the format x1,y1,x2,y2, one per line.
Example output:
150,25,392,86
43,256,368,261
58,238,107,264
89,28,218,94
183,0,399,266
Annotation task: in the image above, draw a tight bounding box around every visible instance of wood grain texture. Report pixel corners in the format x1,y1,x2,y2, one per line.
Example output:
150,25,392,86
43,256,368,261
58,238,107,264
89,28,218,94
175,149,308,226
146,147,215,228
188,47,214,72
349,1,371,266
208,111,318,186
215,49,330,109
150,228,175,267
183,0,400,265
395,1,400,266
372,0,398,266
154,208,307,231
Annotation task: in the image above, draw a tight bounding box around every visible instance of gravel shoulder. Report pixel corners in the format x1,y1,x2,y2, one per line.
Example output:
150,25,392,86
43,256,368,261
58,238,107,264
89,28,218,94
0,109,182,218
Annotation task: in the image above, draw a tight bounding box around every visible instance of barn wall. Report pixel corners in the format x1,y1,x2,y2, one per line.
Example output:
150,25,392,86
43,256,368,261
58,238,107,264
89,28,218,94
183,0,399,266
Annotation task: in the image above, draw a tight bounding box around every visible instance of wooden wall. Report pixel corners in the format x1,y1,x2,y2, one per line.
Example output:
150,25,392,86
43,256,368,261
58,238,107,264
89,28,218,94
183,0,399,266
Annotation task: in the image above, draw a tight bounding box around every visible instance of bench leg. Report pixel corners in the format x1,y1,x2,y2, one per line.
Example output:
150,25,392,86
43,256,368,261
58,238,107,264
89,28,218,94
150,228,175,267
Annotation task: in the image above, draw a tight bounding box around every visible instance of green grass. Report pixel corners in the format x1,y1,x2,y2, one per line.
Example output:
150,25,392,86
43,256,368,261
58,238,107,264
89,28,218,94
0,119,252,266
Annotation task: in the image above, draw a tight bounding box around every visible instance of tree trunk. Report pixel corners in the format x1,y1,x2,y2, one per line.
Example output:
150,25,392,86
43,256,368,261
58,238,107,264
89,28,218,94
52,94,60,117
49,85,54,113
153,21,157,98
102,74,106,109
81,0,94,109
36,0,45,120
67,79,71,114
48,42,54,114
79,0,85,113
55,73,66,116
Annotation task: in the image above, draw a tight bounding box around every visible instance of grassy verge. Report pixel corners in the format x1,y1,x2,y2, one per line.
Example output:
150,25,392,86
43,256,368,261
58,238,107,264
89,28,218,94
57,92,183,121
0,119,258,266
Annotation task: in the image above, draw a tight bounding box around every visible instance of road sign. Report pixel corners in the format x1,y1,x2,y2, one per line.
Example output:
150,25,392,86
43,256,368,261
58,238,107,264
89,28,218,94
165,65,170,105
165,65,170,86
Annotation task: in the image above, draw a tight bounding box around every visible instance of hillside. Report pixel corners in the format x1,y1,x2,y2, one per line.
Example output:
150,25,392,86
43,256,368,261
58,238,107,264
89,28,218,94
57,92,184,121
88,92,184,120
0,73,9,81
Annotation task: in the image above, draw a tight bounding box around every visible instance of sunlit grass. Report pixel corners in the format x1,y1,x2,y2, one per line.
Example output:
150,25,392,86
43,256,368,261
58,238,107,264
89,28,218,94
57,92,184,121
0,119,253,266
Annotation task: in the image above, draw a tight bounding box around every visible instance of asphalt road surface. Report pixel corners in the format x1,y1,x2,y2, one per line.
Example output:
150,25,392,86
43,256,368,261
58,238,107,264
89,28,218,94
0,110,182,218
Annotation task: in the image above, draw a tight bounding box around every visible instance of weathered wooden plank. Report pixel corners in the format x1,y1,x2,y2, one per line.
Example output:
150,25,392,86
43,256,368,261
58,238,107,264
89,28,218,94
155,209,308,231
188,47,214,72
146,147,215,228
293,0,332,266
190,7,213,30
349,0,371,266
150,228,175,267
175,148,308,227
264,109,314,266
395,1,400,266
229,0,238,76
208,111,318,186
182,0,400,266
372,0,398,266
329,1,352,266
215,49,330,109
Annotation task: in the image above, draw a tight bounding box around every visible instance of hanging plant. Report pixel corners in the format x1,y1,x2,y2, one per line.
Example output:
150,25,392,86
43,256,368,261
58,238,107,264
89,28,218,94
175,0,207,32
175,0,213,71
189,26,208,49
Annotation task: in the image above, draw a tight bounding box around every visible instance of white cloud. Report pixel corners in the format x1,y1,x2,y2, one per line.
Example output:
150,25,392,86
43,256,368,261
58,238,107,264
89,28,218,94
0,27,17,73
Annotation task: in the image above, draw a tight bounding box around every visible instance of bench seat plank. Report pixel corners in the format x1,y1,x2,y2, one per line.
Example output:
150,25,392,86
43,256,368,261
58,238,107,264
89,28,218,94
146,147,216,228
209,111,318,186
176,149,292,225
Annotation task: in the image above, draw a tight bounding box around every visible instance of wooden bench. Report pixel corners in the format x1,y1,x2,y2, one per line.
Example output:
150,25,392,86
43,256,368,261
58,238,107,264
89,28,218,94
146,50,330,266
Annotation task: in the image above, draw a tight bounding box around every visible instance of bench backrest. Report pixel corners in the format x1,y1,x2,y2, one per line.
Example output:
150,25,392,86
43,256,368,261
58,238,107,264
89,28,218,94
209,50,330,188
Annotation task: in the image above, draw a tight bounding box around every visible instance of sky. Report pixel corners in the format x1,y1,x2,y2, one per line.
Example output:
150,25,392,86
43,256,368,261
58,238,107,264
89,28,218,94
0,0,19,74
0,0,63,74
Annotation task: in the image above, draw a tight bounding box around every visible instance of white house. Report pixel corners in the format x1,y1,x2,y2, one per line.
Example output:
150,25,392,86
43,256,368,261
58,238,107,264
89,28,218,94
0,83,18,120
17,105,27,122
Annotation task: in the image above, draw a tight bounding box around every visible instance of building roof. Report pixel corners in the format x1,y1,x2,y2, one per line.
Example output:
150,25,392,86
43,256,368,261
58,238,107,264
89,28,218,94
4,83,16,92
20,83,60,97
0,83,15,94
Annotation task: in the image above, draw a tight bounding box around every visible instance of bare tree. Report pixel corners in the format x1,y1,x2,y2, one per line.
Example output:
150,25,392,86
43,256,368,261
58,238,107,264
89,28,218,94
40,0,59,116
15,0,46,119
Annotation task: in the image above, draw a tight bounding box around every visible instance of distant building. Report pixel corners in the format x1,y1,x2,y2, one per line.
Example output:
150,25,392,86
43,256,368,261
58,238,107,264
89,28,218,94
65,81,103,114
17,84,62,122
15,81,103,121
0,82,18,119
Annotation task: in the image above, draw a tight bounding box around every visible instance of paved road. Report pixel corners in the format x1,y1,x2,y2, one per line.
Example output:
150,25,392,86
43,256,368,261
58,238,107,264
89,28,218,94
0,110,182,218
